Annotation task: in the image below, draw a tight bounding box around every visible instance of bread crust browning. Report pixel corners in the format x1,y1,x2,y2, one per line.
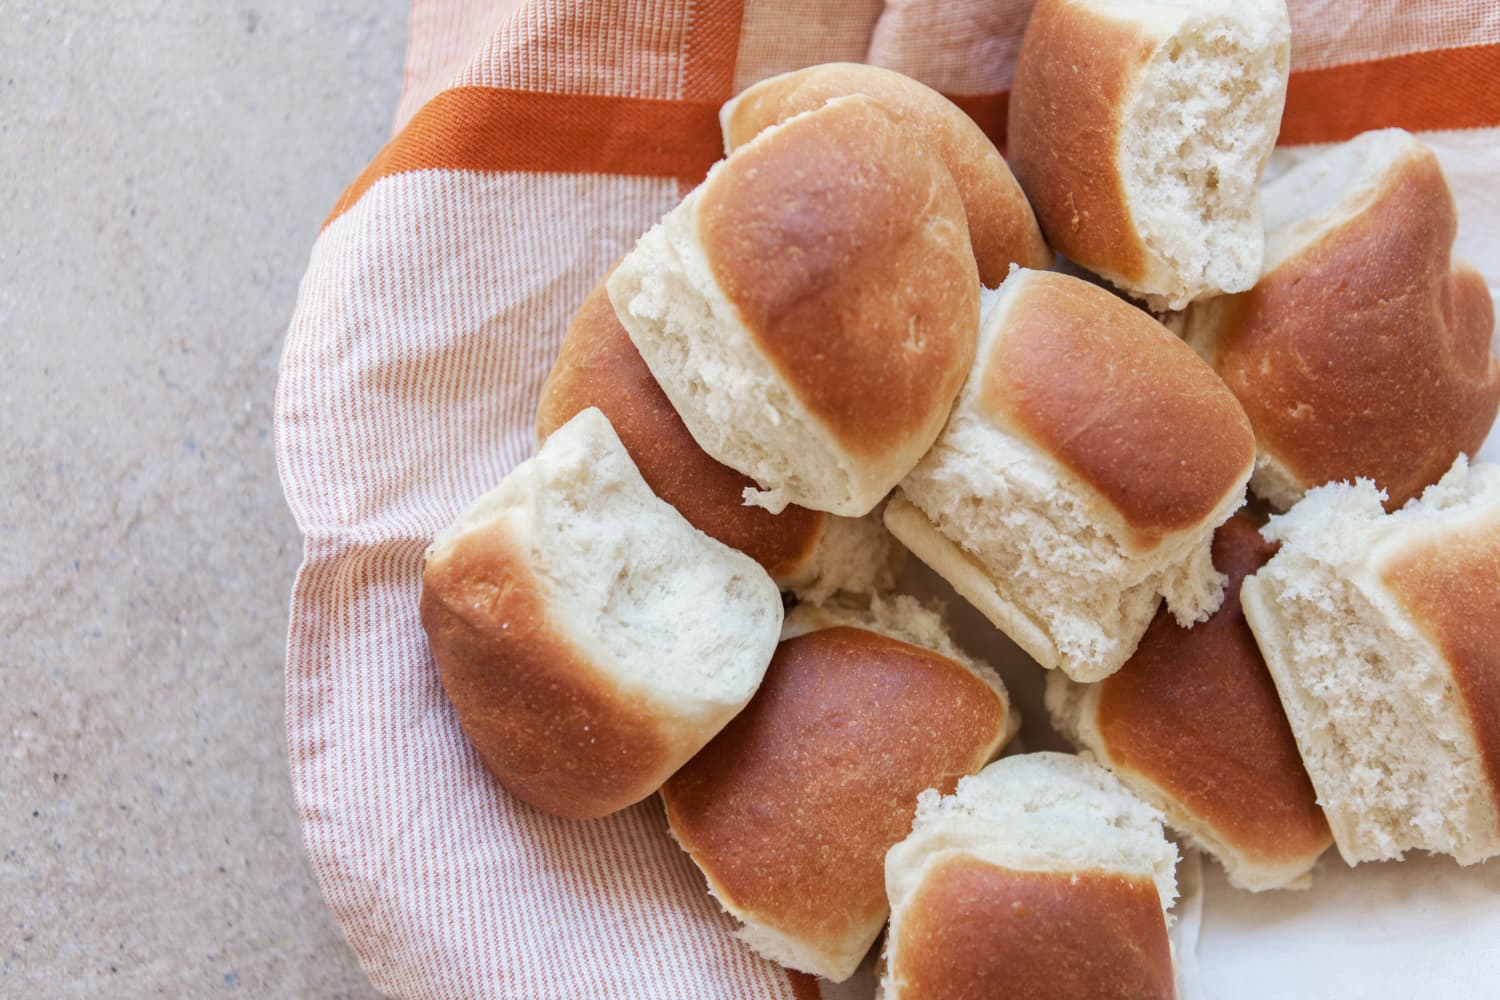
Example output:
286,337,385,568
420,524,678,820
660,626,1009,980
1378,512,1500,827
980,271,1254,547
1210,145,1500,510
1008,0,1154,288
888,857,1176,1000
722,62,1051,285
1089,515,1331,887
536,277,825,580
696,96,978,464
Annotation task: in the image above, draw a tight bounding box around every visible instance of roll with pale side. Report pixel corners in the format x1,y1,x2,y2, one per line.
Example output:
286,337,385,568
419,408,783,820
720,62,1052,286
1183,128,1500,511
1241,456,1500,865
881,753,1179,1000
537,275,902,602
1008,0,1290,309
660,596,1015,982
1047,514,1332,891
886,268,1255,682
608,94,979,517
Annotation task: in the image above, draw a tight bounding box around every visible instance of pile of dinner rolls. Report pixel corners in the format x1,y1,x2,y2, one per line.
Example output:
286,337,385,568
419,0,1500,995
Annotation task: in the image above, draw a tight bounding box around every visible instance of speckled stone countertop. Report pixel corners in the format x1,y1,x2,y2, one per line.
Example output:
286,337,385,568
3,4,407,995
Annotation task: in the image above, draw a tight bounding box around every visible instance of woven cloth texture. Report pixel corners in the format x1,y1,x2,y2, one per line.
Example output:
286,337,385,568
277,2,1500,996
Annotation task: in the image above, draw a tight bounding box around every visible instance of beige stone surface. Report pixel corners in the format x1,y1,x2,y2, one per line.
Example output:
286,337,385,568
2,3,405,995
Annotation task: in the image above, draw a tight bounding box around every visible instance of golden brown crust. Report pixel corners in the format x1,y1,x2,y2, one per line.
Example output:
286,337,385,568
1007,0,1152,286
1379,513,1500,828
890,857,1175,1000
660,626,1007,970
1094,515,1332,868
696,96,978,462
722,62,1051,286
1211,147,1500,510
536,277,825,580
420,525,677,821
981,271,1254,544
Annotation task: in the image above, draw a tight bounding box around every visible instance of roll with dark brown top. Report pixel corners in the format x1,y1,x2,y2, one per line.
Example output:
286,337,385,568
886,267,1255,683
422,409,783,821
721,62,1051,286
881,753,1180,1000
609,94,980,518
1183,128,1500,512
1047,514,1333,891
661,607,1013,982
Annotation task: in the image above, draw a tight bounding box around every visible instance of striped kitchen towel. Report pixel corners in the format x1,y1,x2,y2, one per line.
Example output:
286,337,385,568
276,2,1500,997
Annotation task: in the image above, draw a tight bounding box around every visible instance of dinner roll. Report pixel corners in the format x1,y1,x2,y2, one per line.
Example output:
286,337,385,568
881,753,1179,1000
608,94,979,517
420,408,782,820
886,268,1255,682
1008,0,1291,309
1183,128,1500,511
537,275,902,601
1241,456,1500,865
661,596,1015,982
720,62,1052,286
1047,514,1332,891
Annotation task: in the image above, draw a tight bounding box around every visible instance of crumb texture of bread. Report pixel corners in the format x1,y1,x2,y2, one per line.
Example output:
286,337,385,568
660,622,1012,981
1046,516,1332,892
881,753,1179,1000
1242,458,1500,864
1118,0,1290,309
1183,129,1500,511
779,506,905,604
891,269,1252,681
421,408,783,819
535,276,829,583
608,184,853,516
1008,0,1289,309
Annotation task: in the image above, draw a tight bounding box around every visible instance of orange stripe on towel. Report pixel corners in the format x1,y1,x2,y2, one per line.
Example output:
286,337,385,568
1279,42,1500,145
325,87,726,227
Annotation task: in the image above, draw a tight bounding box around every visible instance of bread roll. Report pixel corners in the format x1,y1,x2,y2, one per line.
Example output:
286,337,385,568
537,276,902,601
608,94,979,517
1047,514,1332,891
419,408,782,820
886,268,1255,682
1241,456,1500,865
660,596,1015,982
1008,0,1290,309
720,62,1051,286
881,753,1179,1000
1183,128,1500,511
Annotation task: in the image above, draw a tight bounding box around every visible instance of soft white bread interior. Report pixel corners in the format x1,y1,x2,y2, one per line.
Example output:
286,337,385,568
1008,0,1290,309
536,271,901,602
720,61,1052,286
880,753,1179,1000
778,506,906,605
1046,515,1332,892
887,268,1255,682
608,94,979,518
1183,128,1500,512
660,598,1014,982
1241,456,1500,864
420,407,783,820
